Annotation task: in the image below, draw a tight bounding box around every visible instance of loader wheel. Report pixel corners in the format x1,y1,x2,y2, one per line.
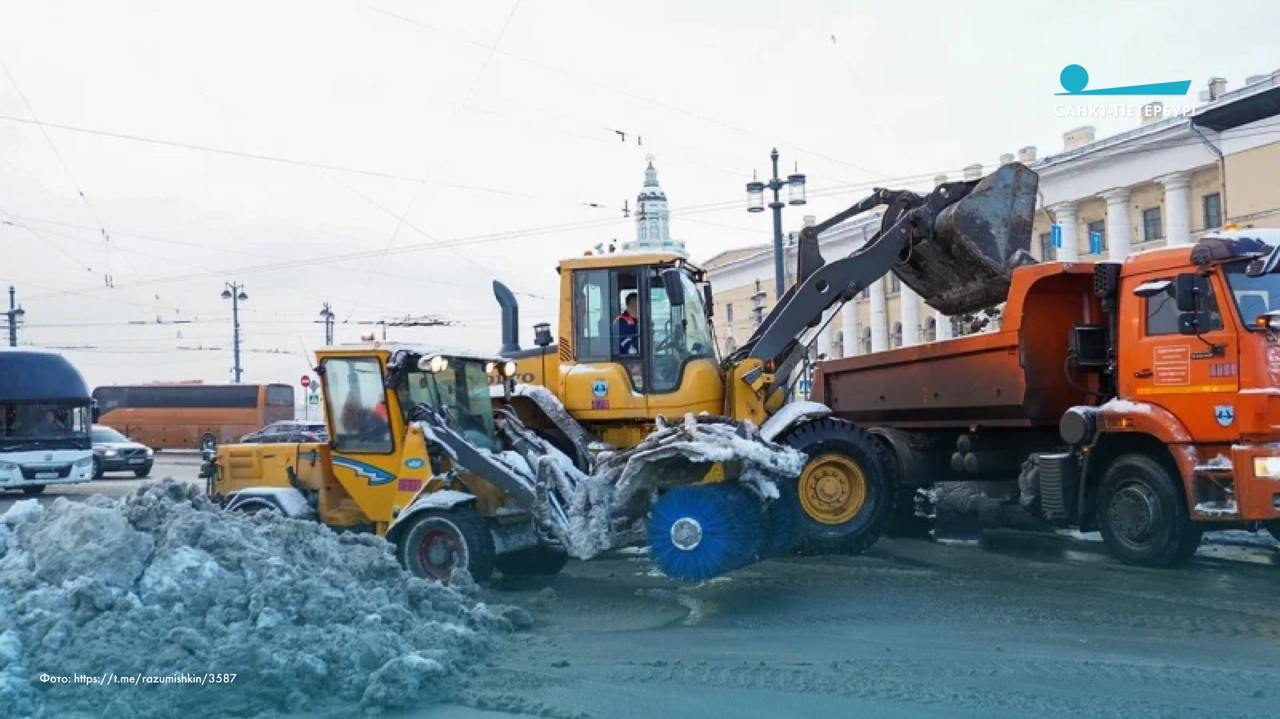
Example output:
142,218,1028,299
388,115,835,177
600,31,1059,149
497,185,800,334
495,545,570,577
778,418,894,555
396,507,495,583
1098,453,1201,567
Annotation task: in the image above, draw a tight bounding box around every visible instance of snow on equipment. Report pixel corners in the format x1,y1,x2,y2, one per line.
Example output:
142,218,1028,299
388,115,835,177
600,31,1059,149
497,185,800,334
495,163,1039,559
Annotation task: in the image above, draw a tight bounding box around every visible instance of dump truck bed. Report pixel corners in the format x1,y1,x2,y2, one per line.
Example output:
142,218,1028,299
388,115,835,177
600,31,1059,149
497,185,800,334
813,262,1102,429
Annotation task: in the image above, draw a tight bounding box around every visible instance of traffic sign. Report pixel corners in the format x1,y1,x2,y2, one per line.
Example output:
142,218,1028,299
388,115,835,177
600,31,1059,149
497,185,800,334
300,375,311,389
307,394,319,405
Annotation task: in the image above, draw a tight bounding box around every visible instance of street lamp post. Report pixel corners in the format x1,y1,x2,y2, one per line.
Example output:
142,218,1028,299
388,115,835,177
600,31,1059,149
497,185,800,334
319,302,335,345
220,282,248,383
746,148,806,300
5,286,25,348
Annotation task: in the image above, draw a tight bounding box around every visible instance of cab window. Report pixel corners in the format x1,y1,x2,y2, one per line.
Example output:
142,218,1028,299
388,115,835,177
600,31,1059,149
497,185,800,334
323,357,392,453
573,270,612,362
1144,277,1223,335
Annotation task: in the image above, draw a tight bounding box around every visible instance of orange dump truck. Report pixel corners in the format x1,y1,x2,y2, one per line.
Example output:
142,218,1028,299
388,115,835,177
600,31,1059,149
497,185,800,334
813,229,1280,566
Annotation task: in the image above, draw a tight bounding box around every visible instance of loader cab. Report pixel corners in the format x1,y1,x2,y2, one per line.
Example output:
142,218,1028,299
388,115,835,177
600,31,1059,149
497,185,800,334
558,254,724,431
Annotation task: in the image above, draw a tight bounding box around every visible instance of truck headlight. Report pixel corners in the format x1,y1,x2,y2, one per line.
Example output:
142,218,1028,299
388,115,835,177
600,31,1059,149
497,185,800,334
74,456,93,468
418,355,449,373
0,460,15,471
146,448,154,457
502,361,517,377
104,449,118,457
1253,457,1280,478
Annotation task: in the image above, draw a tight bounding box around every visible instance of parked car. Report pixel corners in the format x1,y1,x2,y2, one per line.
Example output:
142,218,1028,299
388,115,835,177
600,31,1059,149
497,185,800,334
239,420,328,444
91,424,154,478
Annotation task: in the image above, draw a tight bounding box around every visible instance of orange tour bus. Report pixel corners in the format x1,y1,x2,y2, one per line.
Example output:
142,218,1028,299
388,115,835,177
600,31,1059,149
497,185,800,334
92,383,294,450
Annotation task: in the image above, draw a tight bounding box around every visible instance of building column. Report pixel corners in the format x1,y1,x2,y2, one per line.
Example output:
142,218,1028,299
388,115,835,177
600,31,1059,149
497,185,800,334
1052,201,1080,261
870,279,888,352
817,308,834,359
935,311,953,340
1101,187,1132,260
841,304,858,356
900,286,920,347
1158,172,1192,246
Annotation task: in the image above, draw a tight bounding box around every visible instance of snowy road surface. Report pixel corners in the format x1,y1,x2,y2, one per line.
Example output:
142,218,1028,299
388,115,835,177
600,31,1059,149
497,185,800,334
428,531,1280,719
5,460,1277,718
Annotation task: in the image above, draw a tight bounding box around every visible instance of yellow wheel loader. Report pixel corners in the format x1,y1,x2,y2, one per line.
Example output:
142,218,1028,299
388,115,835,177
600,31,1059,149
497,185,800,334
202,344,806,582
493,162,1040,564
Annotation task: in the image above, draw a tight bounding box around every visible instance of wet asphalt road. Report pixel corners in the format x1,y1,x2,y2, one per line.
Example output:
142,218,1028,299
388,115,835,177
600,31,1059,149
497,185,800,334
436,529,1280,719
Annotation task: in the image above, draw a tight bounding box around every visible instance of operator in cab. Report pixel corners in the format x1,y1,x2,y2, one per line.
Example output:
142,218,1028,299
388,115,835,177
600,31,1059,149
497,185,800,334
616,292,639,355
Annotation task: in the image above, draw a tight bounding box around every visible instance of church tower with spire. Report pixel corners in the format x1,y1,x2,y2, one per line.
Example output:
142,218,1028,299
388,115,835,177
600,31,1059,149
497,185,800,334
622,156,686,256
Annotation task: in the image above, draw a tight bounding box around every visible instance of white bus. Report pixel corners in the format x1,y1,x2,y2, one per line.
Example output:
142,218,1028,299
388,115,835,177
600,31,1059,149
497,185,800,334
0,349,94,495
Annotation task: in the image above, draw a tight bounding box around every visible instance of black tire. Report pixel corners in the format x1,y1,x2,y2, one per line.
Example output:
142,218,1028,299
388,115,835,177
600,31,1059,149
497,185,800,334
134,467,151,478
22,485,46,496
395,507,495,582
1097,453,1202,567
495,544,570,577
93,458,105,479
776,417,895,555
1265,521,1280,544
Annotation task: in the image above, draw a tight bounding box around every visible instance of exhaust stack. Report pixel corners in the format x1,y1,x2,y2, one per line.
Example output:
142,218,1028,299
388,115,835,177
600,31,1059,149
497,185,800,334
493,280,521,354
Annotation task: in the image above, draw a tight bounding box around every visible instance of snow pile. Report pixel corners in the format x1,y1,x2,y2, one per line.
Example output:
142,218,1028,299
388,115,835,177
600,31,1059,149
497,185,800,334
0,481,518,718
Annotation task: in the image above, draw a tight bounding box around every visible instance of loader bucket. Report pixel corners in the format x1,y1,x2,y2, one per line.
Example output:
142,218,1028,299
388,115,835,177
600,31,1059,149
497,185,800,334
894,163,1039,315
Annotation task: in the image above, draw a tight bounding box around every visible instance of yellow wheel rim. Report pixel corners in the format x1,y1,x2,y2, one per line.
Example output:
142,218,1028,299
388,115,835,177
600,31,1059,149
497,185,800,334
798,453,867,525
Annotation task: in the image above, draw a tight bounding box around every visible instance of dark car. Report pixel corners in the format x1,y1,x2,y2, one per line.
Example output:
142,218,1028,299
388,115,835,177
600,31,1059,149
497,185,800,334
240,420,328,444
91,425,154,478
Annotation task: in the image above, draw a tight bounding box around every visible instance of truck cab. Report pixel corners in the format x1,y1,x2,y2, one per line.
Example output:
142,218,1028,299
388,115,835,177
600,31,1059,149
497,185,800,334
0,349,94,494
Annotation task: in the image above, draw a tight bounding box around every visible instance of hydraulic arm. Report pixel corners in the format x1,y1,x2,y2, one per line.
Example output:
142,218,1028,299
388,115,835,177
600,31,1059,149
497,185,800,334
732,162,1039,370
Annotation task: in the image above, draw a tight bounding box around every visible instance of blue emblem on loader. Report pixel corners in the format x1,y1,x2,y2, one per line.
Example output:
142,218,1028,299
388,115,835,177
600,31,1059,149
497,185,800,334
592,379,608,398
1214,405,1235,427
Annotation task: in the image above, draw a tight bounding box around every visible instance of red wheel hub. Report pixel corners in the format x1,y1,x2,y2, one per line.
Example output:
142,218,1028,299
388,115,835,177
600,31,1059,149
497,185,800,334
416,525,464,581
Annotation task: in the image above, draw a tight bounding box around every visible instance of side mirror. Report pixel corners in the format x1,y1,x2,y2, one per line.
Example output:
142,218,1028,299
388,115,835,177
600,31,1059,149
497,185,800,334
1174,273,1206,312
701,282,714,319
1178,311,1213,335
660,268,685,306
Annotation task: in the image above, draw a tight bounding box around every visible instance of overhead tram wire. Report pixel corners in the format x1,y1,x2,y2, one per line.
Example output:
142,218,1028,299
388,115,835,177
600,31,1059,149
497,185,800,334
0,61,135,283
17,116,1280,305
364,4,890,184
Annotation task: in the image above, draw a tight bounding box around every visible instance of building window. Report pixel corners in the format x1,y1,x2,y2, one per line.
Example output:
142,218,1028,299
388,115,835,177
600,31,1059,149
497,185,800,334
1086,221,1106,254
888,275,900,294
1039,232,1056,261
924,316,937,342
832,331,844,359
1203,193,1222,230
860,327,872,354
1142,207,1163,242
891,321,903,348
725,302,734,326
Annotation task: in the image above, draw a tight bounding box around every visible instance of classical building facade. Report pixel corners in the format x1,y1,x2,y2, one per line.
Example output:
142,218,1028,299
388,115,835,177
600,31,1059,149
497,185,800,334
704,71,1280,359
621,158,687,256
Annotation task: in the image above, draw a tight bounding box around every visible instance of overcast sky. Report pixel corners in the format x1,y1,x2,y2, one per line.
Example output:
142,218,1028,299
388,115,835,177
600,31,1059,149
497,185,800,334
1,0,1277,390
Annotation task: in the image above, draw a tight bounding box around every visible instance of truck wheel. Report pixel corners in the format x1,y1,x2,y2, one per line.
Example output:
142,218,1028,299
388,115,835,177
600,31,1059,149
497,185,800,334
93,458,105,479
22,485,46,496
133,467,151,478
396,508,495,583
495,545,570,577
1098,453,1201,567
777,418,894,555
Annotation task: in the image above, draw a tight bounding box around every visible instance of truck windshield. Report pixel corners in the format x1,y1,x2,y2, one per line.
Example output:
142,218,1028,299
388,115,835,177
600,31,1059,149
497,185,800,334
401,359,498,451
1224,259,1280,328
1,402,92,450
